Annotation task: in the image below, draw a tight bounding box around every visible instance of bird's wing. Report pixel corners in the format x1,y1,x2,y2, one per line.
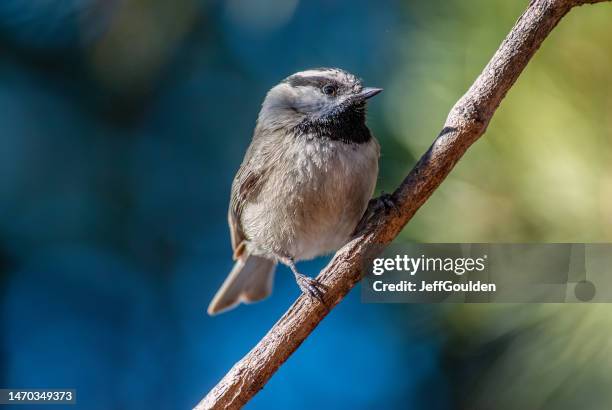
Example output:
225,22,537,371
228,156,268,260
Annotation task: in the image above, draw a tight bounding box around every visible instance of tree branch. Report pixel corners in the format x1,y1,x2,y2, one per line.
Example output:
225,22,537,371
196,0,610,408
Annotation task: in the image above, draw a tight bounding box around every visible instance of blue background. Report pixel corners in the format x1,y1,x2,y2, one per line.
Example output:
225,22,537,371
0,0,449,409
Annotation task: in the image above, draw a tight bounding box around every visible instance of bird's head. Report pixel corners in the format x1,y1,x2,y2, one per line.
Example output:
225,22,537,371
258,68,382,129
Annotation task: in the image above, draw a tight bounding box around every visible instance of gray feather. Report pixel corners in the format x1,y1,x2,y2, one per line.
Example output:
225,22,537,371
207,254,276,315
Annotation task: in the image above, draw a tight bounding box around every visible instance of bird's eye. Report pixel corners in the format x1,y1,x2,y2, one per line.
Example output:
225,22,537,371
322,84,336,96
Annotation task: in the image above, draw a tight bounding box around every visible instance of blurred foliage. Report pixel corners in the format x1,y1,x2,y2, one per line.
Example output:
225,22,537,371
385,2,612,410
387,0,612,242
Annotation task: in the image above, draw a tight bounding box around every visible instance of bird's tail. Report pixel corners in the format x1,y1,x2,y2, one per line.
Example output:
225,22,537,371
207,253,276,315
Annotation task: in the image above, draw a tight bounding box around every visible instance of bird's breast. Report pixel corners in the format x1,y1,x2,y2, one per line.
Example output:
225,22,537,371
243,135,379,260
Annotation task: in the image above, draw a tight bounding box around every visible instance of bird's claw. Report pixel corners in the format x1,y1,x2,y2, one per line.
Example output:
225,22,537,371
278,255,327,310
353,192,399,235
378,192,398,214
294,272,326,306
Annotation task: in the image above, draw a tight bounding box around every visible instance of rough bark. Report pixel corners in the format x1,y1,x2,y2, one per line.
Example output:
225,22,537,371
195,0,610,408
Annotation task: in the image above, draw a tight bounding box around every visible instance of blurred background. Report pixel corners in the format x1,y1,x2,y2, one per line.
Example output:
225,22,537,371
0,0,611,409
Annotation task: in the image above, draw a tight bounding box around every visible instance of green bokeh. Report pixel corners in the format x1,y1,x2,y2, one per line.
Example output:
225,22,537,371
384,3,612,409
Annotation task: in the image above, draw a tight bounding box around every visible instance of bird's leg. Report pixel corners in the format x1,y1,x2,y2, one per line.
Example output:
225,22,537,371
277,255,326,305
353,192,399,236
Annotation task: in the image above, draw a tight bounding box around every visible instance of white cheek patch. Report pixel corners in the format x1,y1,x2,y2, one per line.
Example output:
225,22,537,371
294,88,326,112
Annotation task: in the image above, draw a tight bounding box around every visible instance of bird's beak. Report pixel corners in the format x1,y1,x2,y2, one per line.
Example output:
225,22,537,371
358,87,383,100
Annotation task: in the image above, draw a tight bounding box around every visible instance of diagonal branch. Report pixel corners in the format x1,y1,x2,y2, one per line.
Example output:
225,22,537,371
195,0,610,408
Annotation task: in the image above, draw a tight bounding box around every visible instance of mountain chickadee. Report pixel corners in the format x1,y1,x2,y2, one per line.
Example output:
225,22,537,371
208,68,382,315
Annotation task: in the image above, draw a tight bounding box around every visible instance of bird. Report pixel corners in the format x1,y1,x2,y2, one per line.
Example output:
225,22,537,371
207,68,383,315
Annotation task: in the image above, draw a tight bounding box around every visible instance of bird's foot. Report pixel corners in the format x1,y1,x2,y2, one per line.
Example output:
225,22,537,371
278,255,327,307
353,192,399,235
378,192,398,213
293,272,326,304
